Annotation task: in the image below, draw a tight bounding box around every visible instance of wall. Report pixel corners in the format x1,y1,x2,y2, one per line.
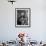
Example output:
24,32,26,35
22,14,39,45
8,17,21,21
0,0,46,42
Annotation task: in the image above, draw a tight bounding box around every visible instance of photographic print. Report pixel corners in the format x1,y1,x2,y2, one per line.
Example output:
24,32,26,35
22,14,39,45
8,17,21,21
15,8,31,27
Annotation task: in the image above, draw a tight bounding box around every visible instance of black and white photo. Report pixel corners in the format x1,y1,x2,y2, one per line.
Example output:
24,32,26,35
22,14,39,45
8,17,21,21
15,8,31,27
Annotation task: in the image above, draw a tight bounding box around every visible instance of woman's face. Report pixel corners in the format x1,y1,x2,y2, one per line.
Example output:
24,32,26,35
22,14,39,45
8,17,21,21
21,12,25,16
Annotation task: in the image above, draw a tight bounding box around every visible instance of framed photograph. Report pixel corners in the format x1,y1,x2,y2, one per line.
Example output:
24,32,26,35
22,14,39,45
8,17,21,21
15,8,31,27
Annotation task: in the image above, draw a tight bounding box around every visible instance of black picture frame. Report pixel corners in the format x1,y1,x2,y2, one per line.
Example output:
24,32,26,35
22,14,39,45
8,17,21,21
15,8,31,28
